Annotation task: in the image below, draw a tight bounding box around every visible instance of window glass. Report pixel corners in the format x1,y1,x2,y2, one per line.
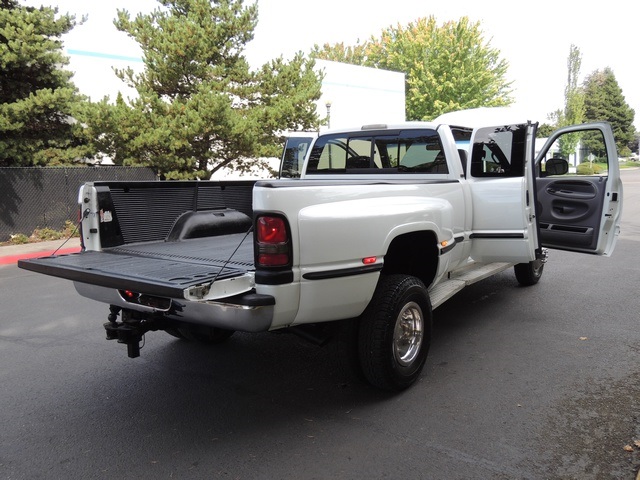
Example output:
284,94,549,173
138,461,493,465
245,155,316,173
346,138,373,168
280,136,314,178
396,134,446,172
306,129,446,174
539,128,608,177
308,136,349,171
470,125,527,177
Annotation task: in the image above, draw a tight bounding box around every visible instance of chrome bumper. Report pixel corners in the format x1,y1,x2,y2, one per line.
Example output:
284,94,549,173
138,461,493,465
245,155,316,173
74,282,274,332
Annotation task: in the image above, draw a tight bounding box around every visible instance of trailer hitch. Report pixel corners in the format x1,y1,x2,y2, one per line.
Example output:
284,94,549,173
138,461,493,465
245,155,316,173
104,306,155,358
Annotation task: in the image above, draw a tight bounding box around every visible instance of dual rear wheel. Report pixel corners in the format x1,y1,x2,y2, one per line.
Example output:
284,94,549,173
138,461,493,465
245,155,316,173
356,260,543,391
166,265,538,391
357,274,432,391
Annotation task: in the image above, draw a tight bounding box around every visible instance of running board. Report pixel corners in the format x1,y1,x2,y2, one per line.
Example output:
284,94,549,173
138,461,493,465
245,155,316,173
429,262,514,309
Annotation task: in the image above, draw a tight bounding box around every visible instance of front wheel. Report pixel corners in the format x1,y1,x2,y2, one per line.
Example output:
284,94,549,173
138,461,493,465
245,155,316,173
358,275,432,391
514,258,544,286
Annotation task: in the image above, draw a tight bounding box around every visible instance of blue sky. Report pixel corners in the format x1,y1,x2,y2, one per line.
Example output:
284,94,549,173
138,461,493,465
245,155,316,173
23,0,640,129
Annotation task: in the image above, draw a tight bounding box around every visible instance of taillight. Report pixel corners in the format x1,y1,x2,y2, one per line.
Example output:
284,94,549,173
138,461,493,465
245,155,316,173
256,215,291,267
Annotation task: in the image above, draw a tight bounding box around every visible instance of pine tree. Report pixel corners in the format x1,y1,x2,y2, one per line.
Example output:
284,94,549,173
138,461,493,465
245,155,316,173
87,0,322,179
583,68,636,156
0,0,87,166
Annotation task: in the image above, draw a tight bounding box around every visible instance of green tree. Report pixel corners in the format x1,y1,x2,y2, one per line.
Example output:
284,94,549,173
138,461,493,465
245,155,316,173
549,45,585,156
312,16,512,121
311,41,368,65
582,68,635,157
88,0,322,179
537,123,555,138
0,0,88,166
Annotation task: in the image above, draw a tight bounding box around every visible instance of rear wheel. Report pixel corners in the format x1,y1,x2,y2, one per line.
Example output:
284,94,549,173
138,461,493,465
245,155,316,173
358,274,432,391
514,258,544,286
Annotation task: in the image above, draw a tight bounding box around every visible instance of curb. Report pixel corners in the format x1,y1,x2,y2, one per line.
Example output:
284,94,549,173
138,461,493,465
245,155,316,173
0,238,82,266
0,246,81,266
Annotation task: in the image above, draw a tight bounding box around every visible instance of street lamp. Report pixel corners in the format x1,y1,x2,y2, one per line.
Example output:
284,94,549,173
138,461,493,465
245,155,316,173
326,101,332,129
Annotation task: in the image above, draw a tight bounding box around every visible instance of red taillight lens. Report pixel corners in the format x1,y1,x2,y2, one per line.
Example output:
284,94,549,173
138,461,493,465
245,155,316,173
258,252,290,266
257,216,287,243
256,215,290,267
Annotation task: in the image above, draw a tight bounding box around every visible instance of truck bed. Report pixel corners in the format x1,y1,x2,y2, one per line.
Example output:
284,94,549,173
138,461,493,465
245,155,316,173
18,233,254,299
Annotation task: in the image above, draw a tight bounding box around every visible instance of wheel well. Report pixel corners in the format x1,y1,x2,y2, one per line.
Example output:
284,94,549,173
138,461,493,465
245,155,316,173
382,231,438,287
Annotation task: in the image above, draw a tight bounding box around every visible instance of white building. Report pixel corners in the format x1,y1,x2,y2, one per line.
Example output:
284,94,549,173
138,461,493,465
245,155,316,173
313,59,405,131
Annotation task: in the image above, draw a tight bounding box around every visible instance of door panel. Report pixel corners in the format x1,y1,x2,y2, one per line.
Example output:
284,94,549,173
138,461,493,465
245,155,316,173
467,123,538,263
535,123,622,255
537,177,607,250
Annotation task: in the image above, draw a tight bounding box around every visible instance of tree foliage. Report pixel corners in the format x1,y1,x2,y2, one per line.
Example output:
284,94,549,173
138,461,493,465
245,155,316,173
582,68,636,156
0,0,88,166
549,45,585,155
537,123,555,138
86,0,322,179
312,16,512,121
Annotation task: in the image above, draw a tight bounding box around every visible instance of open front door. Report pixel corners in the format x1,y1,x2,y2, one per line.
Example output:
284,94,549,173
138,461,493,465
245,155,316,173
535,122,622,256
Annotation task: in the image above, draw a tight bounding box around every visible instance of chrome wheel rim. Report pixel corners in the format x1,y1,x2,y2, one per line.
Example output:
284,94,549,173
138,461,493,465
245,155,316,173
393,301,423,367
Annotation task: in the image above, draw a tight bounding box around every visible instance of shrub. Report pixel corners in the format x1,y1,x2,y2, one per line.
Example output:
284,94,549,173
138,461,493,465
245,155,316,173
61,220,80,238
576,162,604,175
9,233,30,245
31,227,65,242
1,221,80,246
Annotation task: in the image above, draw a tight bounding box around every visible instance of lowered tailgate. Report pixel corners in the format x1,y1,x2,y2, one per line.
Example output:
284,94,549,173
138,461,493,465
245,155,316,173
18,233,255,300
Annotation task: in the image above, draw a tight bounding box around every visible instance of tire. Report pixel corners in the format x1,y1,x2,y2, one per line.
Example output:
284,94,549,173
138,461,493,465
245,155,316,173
514,258,544,286
177,326,235,344
165,327,188,340
358,274,432,391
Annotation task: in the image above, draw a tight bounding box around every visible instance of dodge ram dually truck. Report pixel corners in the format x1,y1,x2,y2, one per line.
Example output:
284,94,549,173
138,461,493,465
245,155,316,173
19,108,623,391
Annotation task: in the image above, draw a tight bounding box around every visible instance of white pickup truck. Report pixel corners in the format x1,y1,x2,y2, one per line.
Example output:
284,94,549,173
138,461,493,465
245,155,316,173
19,108,623,391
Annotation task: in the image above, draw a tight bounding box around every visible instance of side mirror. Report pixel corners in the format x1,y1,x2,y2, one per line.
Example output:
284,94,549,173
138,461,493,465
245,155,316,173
544,158,569,176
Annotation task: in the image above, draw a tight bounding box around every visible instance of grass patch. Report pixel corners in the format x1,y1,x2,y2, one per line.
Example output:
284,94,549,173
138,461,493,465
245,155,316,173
620,160,639,168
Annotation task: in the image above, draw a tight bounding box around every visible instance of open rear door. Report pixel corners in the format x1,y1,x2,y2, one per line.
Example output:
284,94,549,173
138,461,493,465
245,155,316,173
535,122,622,256
466,122,539,264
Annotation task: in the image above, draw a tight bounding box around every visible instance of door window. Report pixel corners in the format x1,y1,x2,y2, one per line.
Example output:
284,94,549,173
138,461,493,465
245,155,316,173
538,129,609,177
470,125,527,177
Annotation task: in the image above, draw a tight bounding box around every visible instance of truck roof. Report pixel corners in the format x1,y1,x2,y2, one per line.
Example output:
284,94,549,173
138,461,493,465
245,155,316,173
433,106,536,129
321,121,438,135
319,107,536,136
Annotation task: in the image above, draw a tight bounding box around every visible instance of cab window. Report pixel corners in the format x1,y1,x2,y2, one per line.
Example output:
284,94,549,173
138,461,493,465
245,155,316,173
306,129,448,174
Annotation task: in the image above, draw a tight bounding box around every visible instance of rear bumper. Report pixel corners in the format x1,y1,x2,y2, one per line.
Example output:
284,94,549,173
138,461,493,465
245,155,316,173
74,282,274,332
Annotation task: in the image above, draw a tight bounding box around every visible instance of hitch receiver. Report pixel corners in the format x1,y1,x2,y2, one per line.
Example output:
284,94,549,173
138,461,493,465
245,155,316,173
104,306,155,358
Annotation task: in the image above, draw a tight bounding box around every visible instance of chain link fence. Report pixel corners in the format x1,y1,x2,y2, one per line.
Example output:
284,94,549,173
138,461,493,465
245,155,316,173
0,167,157,242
